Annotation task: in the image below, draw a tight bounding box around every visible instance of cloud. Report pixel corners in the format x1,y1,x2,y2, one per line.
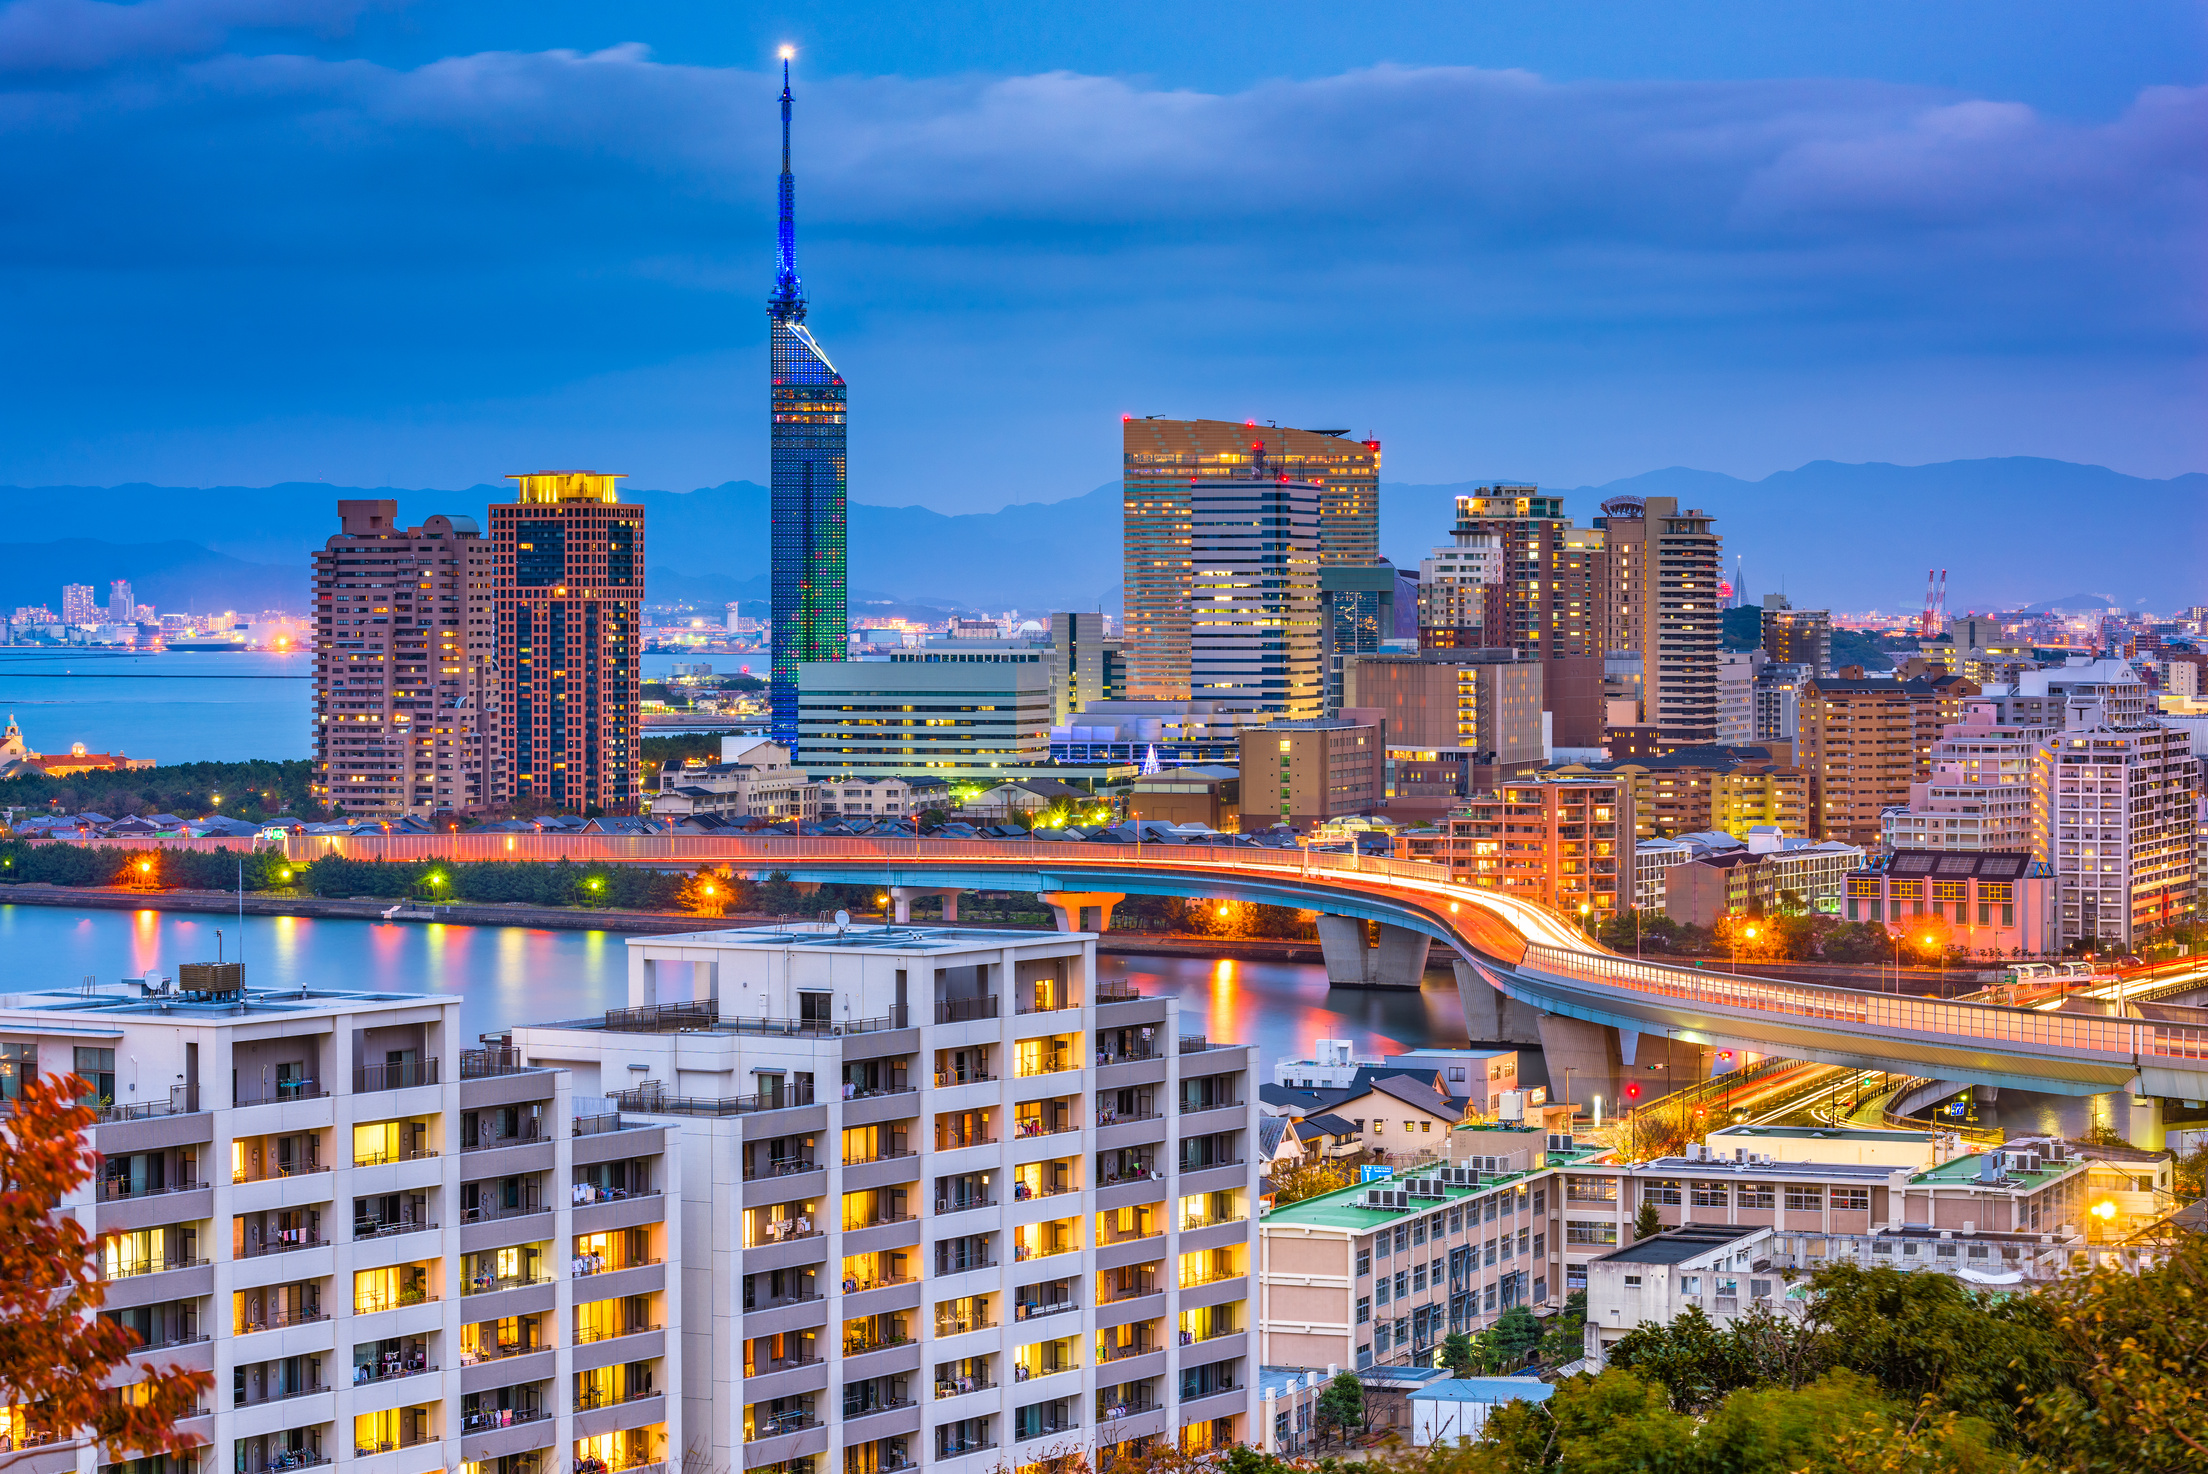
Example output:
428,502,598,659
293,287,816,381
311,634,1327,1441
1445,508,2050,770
0,0,384,74
0,40,2197,498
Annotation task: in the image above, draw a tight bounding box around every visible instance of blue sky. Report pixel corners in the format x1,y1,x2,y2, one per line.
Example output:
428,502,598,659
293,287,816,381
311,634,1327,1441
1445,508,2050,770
0,0,2200,512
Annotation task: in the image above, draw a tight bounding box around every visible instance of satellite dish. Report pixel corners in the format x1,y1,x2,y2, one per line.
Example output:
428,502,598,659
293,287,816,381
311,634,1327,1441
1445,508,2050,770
833,910,851,933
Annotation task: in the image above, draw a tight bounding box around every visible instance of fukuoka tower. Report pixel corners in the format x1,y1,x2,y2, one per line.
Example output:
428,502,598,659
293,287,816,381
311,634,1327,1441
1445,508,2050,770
766,52,848,750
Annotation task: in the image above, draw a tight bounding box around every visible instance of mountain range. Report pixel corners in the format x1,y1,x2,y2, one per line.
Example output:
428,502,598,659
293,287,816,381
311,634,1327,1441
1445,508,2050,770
3,457,2197,616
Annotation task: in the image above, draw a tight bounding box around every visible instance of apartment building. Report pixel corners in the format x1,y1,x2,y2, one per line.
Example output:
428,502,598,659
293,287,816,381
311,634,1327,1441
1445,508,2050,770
646,737,820,823
1416,501,1501,648
1660,830,1866,925
1437,776,1633,923
1716,652,1759,746
1238,716,1385,831
1842,850,2059,956
1879,696,2055,854
1801,671,1978,845
1599,497,1724,749
508,923,1261,1471
1,969,677,1474
2035,698,2198,947
1754,663,1808,746
313,500,500,817
1551,746,1798,841
1759,599,1832,678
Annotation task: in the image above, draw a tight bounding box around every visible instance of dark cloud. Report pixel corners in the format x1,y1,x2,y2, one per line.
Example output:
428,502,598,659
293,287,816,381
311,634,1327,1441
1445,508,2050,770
0,21,2197,500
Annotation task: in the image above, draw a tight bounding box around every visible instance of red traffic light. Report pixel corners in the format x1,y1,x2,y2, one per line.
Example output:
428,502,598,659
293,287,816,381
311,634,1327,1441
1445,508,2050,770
1718,1051,1734,1061
1625,1083,1641,1100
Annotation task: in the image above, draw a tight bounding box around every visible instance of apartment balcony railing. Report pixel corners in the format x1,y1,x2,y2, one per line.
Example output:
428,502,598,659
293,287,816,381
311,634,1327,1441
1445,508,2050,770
124,1328,209,1354
234,1380,329,1409
93,1085,203,1122
1013,1299,1076,1323
615,1083,814,1117
354,1289,438,1314
933,1069,997,1088
1011,1119,1076,1141
933,1315,997,1338
1095,981,1142,1003
746,1352,822,1377
1177,1098,1242,1116
355,1217,436,1242
1176,1266,1245,1290
844,1397,917,1421
1016,995,1076,1017
461,1126,542,1154
353,1146,439,1168
232,1162,330,1186
238,1453,330,1473
935,997,999,1024
1097,1341,1159,1364
934,1135,997,1153
938,1442,996,1460
745,1158,820,1181
1095,1044,1159,1065
934,1196,996,1216
236,1306,329,1333
461,1406,548,1432
935,1378,997,1400
355,1059,440,1093
843,1332,913,1357
746,1412,821,1441
1095,1108,1161,1128
1097,1396,1161,1420
1097,1167,1162,1187
1178,1157,1246,1175
352,1359,437,1385
463,1196,546,1224
99,1174,206,1202
840,1272,917,1294
240,1230,327,1259
107,1253,209,1280
573,1321,663,1347
234,1081,327,1108
572,1257,661,1280
595,999,907,1037
460,1046,535,1078
1012,1242,1078,1264
840,1210,915,1231
575,1384,658,1412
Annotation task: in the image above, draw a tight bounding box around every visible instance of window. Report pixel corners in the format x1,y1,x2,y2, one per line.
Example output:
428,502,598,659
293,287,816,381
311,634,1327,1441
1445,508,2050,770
1532,1233,1545,1258
1739,1183,1775,1210
1430,1256,1443,1284
0,1042,34,1100
1831,1188,1869,1212
1428,1213,1446,1238
1680,1275,1701,1295
75,1047,116,1104
1374,1278,1390,1307
1644,1180,1681,1206
1355,1248,1371,1277
1483,1239,1497,1267
1784,1186,1823,1212
1532,1189,1546,1214
1565,1177,1617,1204
1393,1271,1407,1300
1449,1207,1464,1233
1622,1275,1641,1287
1691,1182,1728,1208
1411,1263,1426,1292
1355,1297,1370,1325
1393,1227,1409,1254
1410,1221,1426,1247
1374,1233,1390,1260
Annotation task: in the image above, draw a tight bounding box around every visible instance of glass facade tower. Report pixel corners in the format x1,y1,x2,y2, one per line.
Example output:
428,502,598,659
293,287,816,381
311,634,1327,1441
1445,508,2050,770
768,57,848,748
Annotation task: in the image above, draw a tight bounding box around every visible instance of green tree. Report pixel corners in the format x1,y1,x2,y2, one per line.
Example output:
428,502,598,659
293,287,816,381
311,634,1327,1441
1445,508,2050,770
1439,1330,1478,1377
1539,1290,1588,1367
1316,1371,1366,1446
1609,1304,1759,1412
1478,1305,1543,1371
1632,1200,1664,1240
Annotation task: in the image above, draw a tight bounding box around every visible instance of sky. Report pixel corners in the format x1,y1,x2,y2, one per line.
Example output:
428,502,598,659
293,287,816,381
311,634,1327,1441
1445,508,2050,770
0,0,2201,513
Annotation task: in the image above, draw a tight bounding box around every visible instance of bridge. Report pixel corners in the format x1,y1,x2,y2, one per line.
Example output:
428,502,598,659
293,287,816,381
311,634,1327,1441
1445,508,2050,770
254,831,2208,1125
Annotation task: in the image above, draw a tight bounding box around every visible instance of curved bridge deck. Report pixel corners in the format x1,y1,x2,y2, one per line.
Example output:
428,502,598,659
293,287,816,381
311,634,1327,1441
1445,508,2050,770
161,831,2208,1097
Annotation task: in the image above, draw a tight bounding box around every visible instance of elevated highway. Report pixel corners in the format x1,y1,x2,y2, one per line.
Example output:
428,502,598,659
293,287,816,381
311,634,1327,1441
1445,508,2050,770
264,831,2208,1112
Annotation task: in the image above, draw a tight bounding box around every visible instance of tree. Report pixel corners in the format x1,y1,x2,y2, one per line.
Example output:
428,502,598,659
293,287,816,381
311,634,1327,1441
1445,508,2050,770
678,867,731,917
1267,1155,1358,1206
1632,1200,1664,1241
1608,1304,1759,1412
1478,1305,1543,1371
1316,1371,1366,1446
0,1072,212,1468
1439,1330,1478,1377
1539,1290,1589,1367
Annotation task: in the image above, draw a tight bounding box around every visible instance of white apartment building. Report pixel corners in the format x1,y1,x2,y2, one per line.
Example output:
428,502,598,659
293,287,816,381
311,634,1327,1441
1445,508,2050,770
647,737,819,823
1716,651,1760,746
1880,697,2054,854
1417,530,1501,639
1,967,677,1474
2035,696,2198,948
507,923,1260,1474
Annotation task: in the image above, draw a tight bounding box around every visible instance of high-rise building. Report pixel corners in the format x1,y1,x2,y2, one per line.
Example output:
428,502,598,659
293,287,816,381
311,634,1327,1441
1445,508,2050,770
61,583,96,625
1049,611,1123,724
1754,662,1809,745
1452,487,1610,749
1318,565,1396,717
798,654,1053,782
1122,419,1377,701
490,472,644,814
1342,648,1544,817
1417,499,1501,646
108,579,134,625
1761,597,1833,677
1717,650,1761,745
1238,714,1385,830
1800,670,1977,845
1184,464,1322,719
768,57,849,749
312,500,499,816
1439,775,1634,921
1600,497,1723,747
1879,695,2055,854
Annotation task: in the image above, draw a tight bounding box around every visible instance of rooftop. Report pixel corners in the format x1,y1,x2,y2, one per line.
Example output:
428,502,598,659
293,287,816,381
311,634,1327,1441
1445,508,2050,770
623,921,1087,955
1598,1224,1761,1266
1409,1377,1555,1405
1262,1163,1536,1232
1711,1124,1940,1145
1909,1151,2081,1189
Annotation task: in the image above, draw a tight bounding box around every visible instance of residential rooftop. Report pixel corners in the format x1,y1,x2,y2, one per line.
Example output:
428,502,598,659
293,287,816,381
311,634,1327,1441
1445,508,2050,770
1599,1224,1762,1266
1710,1124,1943,1145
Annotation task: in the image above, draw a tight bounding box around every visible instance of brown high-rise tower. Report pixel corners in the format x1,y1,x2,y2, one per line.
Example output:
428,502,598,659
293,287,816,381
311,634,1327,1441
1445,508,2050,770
490,472,644,815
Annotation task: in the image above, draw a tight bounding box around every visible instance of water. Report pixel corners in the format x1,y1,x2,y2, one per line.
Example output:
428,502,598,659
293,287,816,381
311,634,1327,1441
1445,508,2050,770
0,649,312,764
0,902,1467,1069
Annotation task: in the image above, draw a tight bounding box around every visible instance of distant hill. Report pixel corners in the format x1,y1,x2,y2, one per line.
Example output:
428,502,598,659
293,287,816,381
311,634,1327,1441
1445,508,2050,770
6,457,2197,615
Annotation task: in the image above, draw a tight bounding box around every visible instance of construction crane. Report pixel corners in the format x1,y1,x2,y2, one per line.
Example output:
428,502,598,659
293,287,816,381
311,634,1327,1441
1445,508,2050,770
1919,568,1947,641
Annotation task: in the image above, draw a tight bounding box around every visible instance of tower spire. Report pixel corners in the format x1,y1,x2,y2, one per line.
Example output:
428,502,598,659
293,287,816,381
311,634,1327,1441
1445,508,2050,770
770,50,804,322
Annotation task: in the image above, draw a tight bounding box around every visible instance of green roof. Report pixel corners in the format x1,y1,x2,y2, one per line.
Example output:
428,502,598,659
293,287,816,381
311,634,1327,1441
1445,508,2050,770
1264,1166,1533,1231
1908,1152,2073,1188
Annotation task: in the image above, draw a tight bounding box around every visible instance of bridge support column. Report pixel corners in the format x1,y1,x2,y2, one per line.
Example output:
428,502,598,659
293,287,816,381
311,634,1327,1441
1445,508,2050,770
890,887,961,924
2130,1094,2166,1151
1315,917,1428,989
1535,1015,1623,1119
1038,892,1122,933
1451,960,1545,1047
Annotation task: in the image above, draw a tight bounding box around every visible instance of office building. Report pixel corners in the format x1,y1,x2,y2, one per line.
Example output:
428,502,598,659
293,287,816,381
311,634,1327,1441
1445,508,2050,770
1599,497,1723,747
1122,419,1377,702
1800,670,1977,845
1438,776,1633,922
491,472,645,815
63,582,97,626
1240,715,1386,830
1760,597,1832,677
1842,850,2058,955
3,969,680,1474
1417,500,1502,648
2035,689,2197,948
646,736,820,823
1126,765,1241,832
1050,701,1251,767
1451,488,1609,750
1879,696,2055,854
313,500,500,817
768,59,849,748
110,579,135,626
1343,649,1544,820
1189,468,1322,718
1319,566,1398,717
510,922,1261,1468
798,656,1053,783
1050,613,1125,726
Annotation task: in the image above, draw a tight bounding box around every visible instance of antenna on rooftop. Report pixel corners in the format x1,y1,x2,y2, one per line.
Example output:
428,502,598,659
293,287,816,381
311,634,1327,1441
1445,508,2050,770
833,909,850,938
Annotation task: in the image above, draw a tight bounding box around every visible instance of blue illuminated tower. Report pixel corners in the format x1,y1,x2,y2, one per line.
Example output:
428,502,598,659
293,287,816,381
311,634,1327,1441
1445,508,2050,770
768,52,847,749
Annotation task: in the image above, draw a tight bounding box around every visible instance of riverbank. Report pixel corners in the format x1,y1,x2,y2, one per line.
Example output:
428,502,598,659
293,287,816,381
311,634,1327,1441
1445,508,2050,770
0,884,1328,966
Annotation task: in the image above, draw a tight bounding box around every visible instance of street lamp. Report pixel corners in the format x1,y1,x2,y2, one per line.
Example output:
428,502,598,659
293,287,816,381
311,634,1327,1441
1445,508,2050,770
1578,902,1592,940
1732,921,1757,975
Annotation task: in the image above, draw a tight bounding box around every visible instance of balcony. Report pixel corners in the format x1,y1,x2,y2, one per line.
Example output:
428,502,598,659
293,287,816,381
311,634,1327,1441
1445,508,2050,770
107,1252,209,1280
1013,1299,1077,1323
747,1351,822,1377
355,1059,441,1093
614,1083,814,1118
843,1331,913,1357
462,1407,548,1433
1097,1394,1161,1420
233,1161,330,1186
237,1305,329,1333
1096,1108,1161,1128
352,1359,437,1386
94,1085,203,1122
238,1454,331,1473
1011,1119,1076,1142
1097,1340,1160,1365
1177,1098,1242,1117
1178,1037,1233,1054
464,1196,546,1224
933,1069,997,1088
460,1341,549,1367
1098,1277,1158,1306
934,1196,996,1216
596,999,906,1037
574,1321,664,1347
744,1158,820,1181
936,998,1000,1024
99,1174,205,1202
933,1314,996,1337
355,1145,439,1168
461,1125,542,1154
461,1047,536,1079
1013,1241,1079,1265
356,1289,438,1314
1095,981,1141,1004
355,1217,436,1243
747,1411,821,1440
234,1379,330,1408
844,1396,918,1422
572,1257,661,1282
235,1081,327,1108
1010,1182,1075,1204
240,1230,327,1259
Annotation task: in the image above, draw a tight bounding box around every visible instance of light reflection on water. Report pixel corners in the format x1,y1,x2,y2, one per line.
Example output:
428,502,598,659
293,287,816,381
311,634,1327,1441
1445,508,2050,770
0,906,1475,1070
